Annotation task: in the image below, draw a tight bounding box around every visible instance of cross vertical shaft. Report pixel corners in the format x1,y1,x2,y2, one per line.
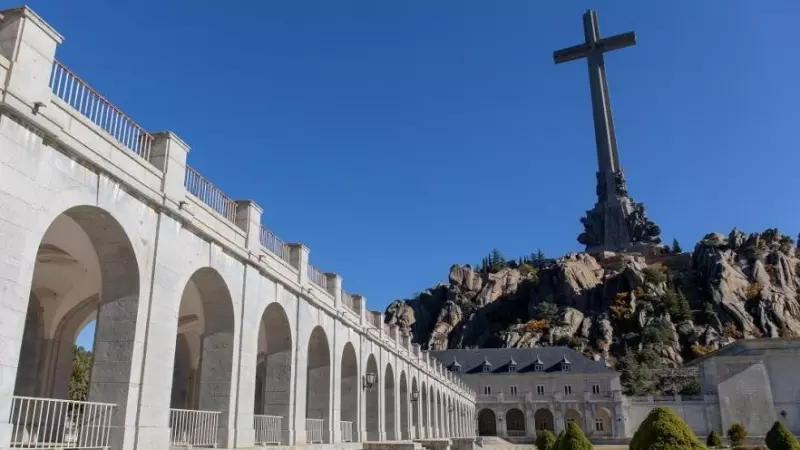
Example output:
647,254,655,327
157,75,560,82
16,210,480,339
553,9,636,202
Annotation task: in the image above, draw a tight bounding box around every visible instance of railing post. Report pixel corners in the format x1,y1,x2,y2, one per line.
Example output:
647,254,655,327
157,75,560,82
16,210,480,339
325,272,342,307
0,6,63,111
353,294,366,326
150,131,190,205
288,243,309,285
234,200,263,252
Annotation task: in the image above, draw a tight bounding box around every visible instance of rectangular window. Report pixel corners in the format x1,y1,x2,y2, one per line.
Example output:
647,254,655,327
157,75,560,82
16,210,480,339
510,385,518,396
483,385,491,395
564,385,572,395
592,384,601,394
595,418,604,432
537,385,545,396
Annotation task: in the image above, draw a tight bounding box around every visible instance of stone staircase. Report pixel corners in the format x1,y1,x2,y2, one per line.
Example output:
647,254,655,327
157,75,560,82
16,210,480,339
475,437,536,450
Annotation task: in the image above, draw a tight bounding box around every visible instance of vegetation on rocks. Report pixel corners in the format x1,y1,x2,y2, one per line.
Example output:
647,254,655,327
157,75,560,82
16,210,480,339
384,228,800,396
629,407,706,450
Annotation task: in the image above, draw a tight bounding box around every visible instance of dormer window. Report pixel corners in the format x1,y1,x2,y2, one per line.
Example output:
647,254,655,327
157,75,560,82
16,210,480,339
481,357,492,373
561,355,571,372
450,358,461,373
533,354,544,372
508,358,517,372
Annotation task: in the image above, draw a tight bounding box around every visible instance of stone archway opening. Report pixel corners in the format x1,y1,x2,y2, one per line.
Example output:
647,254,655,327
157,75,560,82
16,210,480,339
170,267,236,448
534,408,554,432
340,343,358,442
11,206,140,450
411,378,420,439
253,302,293,445
565,408,582,430
594,408,612,437
478,409,497,436
436,393,443,438
306,326,331,444
385,364,396,440
365,355,380,441
399,371,409,440
505,408,526,437
429,387,436,437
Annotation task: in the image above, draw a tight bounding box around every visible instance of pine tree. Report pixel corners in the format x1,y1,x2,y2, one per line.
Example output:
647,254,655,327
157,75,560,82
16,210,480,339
765,421,800,450
69,345,92,401
672,239,683,253
706,430,722,448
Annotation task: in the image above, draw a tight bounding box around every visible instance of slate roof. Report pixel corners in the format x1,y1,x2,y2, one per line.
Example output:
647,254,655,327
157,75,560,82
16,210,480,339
430,347,613,374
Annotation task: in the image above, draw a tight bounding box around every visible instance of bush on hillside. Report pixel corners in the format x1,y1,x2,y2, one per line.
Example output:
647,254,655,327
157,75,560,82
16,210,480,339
706,430,722,448
536,430,557,450
765,421,800,450
629,407,705,450
558,423,592,450
728,423,747,447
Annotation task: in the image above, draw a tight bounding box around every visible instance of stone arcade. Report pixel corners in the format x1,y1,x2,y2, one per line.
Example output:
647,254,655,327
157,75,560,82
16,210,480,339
0,6,475,450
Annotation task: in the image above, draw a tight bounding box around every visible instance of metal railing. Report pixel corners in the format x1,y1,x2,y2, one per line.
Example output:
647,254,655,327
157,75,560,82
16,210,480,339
506,429,526,437
340,421,353,442
307,263,327,290
49,60,154,162
259,225,293,266
169,408,220,448
184,165,238,223
253,414,282,445
8,396,116,449
305,418,324,444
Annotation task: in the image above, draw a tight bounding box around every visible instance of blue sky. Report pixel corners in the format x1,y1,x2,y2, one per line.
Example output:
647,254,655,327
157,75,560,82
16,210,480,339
24,1,798,349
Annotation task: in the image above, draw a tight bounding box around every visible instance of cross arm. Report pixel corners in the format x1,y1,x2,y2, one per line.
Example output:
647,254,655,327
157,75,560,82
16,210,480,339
553,43,591,64
597,31,636,53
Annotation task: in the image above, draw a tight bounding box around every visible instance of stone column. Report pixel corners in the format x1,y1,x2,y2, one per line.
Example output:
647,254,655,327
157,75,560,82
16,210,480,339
234,200,263,253
0,7,62,447
230,265,265,448
330,324,341,443
149,131,190,205
288,243,309,285
326,273,342,309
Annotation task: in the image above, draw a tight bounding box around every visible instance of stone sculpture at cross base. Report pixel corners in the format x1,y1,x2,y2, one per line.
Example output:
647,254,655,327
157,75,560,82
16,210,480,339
553,9,662,254
577,170,662,253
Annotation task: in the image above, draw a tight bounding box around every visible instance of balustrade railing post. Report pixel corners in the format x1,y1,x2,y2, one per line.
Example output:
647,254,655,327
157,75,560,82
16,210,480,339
287,243,310,285
325,272,342,307
150,131,190,205
234,200,262,252
0,6,63,112
353,294,366,326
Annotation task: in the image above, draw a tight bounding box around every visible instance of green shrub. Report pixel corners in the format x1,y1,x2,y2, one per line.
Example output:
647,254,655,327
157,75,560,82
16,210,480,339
553,430,565,450
558,423,592,450
629,407,705,450
765,421,800,450
536,429,557,450
706,430,722,448
728,423,747,446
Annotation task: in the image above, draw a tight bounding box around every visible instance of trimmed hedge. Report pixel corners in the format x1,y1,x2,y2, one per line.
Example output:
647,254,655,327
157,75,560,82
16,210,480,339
554,429,565,450
707,430,722,448
728,424,747,447
558,423,592,450
536,430,557,450
629,407,706,450
765,421,800,450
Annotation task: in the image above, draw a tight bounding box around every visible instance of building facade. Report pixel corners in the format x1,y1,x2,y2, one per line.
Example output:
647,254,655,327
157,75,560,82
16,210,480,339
431,349,625,442
0,6,475,450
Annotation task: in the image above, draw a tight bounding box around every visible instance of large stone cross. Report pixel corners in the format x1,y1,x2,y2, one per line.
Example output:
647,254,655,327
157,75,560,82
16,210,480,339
553,9,635,202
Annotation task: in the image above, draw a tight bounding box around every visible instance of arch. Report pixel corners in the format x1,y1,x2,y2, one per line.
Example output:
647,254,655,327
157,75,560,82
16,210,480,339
505,408,525,437
365,355,380,441
13,205,142,448
593,408,613,437
306,326,331,443
340,342,359,442
385,363,396,440
399,371,409,439
534,408,554,432
421,382,429,438
478,409,497,436
564,408,582,430
411,377,420,439
254,302,293,444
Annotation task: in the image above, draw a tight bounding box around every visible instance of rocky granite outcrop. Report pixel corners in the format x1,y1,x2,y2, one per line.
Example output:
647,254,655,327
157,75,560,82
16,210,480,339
384,228,800,384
